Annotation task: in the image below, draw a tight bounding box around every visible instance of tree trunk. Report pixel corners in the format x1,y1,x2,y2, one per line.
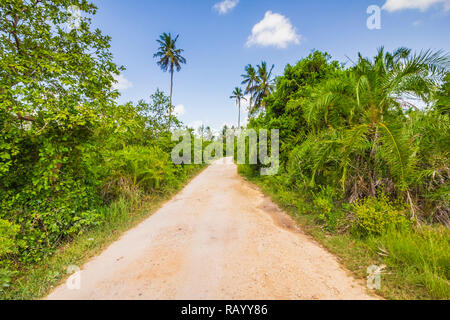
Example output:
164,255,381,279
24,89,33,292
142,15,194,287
248,95,252,121
238,100,241,128
169,67,174,130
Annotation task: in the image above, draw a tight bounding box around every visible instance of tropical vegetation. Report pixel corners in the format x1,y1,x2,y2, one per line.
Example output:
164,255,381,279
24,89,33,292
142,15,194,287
238,49,450,299
0,1,203,298
0,0,448,301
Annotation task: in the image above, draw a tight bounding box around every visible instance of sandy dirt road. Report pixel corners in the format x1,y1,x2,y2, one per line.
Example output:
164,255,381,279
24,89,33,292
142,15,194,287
46,158,375,300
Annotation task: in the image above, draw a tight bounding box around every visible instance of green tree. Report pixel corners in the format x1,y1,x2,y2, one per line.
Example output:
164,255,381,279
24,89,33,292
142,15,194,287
154,33,186,129
139,89,180,135
259,51,341,162
230,87,246,128
0,0,121,262
205,126,214,141
0,0,121,185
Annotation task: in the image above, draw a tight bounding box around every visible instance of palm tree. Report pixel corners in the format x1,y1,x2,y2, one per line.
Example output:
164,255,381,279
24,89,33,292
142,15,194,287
252,61,275,116
205,126,214,141
241,64,258,116
301,47,449,216
197,124,205,140
230,87,247,128
154,32,186,129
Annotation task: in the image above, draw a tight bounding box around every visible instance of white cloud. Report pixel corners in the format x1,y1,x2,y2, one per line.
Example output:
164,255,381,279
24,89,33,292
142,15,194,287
174,104,186,117
382,0,450,12
213,0,239,15
246,11,301,49
112,74,133,91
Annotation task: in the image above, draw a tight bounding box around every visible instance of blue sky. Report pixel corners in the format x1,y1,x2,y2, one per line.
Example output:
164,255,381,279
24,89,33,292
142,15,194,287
90,0,450,131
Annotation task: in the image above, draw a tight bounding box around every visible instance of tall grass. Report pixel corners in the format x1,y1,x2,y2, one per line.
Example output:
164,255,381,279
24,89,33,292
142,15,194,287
369,227,450,299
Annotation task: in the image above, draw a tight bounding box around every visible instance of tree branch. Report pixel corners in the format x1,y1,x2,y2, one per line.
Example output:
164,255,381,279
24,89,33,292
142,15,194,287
17,112,35,122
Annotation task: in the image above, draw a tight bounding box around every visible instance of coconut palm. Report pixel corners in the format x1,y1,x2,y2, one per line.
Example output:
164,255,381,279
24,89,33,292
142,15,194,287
154,32,186,129
241,64,258,115
230,87,247,128
252,62,275,115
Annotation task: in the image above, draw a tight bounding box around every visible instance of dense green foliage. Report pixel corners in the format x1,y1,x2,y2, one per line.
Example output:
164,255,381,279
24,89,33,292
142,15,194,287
0,1,201,293
239,49,450,298
245,49,449,224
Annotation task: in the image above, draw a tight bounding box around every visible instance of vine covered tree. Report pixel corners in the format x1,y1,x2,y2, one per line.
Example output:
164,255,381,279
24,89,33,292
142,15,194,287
0,0,122,199
0,0,122,268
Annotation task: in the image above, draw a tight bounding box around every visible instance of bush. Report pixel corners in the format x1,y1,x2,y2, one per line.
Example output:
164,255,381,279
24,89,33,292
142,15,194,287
312,186,344,231
237,164,259,178
0,219,19,259
0,219,20,291
1,179,101,263
352,194,411,236
101,145,178,202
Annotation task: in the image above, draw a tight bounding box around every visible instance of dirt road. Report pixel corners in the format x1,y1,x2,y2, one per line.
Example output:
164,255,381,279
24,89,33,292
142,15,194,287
46,158,375,300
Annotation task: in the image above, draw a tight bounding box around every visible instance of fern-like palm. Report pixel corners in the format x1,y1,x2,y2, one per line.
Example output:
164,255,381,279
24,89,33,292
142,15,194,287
294,47,449,215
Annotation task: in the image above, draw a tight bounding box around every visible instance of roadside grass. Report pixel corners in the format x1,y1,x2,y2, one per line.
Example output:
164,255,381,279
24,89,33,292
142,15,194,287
239,167,450,300
1,165,206,300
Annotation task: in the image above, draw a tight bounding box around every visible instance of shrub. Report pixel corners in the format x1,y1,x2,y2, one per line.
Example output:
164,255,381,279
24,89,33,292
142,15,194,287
0,219,19,259
0,219,20,291
102,145,185,202
1,179,101,263
352,194,411,236
312,186,344,231
237,164,258,178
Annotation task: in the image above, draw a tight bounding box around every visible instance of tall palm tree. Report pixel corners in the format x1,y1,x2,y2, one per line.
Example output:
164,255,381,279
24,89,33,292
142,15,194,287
252,61,275,116
241,64,258,116
154,32,186,129
230,87,247,128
